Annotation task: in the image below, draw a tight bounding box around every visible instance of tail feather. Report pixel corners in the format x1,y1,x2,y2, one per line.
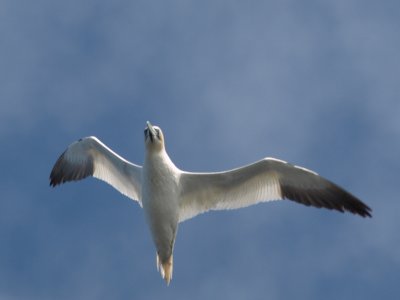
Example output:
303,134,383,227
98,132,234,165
156,253,173,285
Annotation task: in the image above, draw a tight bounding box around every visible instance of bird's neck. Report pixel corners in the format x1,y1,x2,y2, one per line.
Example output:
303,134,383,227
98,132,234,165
145,149,178,171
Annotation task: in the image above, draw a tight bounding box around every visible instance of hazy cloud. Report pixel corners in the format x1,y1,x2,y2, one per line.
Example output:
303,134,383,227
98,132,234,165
1,0,399,299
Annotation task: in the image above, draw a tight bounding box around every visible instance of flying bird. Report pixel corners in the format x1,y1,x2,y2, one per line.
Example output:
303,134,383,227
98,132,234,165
50,121,372,285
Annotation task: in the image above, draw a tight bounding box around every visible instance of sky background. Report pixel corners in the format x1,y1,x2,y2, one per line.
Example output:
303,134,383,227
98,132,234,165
1,0,399,299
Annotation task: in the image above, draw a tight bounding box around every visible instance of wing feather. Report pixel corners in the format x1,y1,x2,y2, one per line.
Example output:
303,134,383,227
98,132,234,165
178,158,371,222
50,136,142,203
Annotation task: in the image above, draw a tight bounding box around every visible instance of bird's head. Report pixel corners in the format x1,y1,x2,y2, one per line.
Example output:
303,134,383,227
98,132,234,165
144,121,165,152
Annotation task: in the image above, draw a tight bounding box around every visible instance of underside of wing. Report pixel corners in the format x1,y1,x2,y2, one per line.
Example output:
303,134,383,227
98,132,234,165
50,136,142,203
178,158,371,222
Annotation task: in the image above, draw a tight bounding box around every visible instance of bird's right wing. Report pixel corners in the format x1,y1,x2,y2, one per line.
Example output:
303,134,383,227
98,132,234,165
50,136,142,204
178,158,371,222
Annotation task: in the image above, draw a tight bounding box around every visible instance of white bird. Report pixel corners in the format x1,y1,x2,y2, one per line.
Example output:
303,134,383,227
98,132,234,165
50,121,371,285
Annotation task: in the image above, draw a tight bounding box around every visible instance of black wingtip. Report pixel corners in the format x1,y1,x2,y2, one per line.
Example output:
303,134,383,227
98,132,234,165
49,148,94,188
358,200,372,218
49,169,62,187
351,204,372,218
49,152,65,187
354,202,372,218
49,176,59,188
281,182,372,218
328,185,372,218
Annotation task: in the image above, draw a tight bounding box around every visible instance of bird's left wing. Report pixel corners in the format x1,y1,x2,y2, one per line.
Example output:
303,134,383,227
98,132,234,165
178,158,371,222
50,136,142,203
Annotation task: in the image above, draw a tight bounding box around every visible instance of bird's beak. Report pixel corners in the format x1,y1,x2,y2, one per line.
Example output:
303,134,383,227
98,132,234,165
147,121,157,135
146,121,157,142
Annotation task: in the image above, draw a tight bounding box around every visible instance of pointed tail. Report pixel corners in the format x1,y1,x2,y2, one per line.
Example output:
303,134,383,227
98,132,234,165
156,253,173,285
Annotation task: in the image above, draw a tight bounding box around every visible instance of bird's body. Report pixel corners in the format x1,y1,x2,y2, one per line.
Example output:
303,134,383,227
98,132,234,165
50,122,372,285
142,149,179,282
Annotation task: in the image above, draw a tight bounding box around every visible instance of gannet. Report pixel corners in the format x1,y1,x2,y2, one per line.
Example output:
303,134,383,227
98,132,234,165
49,121,372,285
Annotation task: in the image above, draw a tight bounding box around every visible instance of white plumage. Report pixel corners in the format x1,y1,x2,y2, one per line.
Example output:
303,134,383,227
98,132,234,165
50,122,371,285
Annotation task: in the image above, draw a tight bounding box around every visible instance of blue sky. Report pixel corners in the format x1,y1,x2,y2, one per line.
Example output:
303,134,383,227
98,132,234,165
1,0,399,299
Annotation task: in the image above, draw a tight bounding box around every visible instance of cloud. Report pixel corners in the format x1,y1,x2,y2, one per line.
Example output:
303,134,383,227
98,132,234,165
1,0,399,299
